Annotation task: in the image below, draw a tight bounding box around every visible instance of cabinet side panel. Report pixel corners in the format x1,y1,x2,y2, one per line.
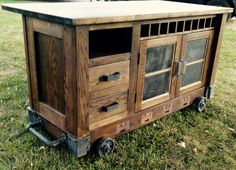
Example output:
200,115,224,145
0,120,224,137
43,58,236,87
34,32,66,114
209,14,227,86
76,26,89,137
26,17,39,111
22,16,33,108
63,26,78,135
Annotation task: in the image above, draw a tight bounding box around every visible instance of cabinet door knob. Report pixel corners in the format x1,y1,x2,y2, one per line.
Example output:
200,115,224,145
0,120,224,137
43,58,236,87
101,102,119,112
100,72,120,82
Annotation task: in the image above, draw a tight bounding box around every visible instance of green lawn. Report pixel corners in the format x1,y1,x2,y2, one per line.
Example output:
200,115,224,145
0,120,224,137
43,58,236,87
0,6,236,170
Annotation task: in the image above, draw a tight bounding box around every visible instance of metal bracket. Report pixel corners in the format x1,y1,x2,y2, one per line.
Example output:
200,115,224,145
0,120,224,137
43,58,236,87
28,107,41,123
27,107,91,158
67,134,90,158
205,86,215,99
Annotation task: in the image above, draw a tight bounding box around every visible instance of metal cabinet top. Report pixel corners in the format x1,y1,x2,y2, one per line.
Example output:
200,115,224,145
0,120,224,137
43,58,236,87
2,1,233,25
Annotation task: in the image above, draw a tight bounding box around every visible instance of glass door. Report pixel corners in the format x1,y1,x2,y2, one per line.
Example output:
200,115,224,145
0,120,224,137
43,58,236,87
176,30,214,96
135,36,181,111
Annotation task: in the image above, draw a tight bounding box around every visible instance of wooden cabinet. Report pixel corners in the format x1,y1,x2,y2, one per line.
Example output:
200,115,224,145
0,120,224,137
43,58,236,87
2,1,232,158
136,30,214,111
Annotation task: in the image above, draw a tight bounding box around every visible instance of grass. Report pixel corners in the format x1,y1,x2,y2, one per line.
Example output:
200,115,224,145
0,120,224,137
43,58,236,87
0,6,236,170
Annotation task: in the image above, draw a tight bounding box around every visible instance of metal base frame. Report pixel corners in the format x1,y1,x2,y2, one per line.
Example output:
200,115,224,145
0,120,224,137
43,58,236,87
27,107,90,158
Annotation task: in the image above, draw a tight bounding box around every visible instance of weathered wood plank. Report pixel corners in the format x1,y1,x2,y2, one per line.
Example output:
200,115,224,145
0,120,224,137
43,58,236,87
88,92,127,124
2,2,233,25
22,15,33,108
63,25,78,136
127,23,141,114
39,102,66,130
209,14,227,86
32,18,63,38
34,31,65,114
76,26,89,137
26,17,39,111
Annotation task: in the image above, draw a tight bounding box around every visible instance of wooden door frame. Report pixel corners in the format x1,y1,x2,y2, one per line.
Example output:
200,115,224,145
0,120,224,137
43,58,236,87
176,30,214,96
135,35,182,112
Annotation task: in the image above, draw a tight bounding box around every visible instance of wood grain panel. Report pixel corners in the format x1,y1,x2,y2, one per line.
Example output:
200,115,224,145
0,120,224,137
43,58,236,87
89,53,130,67
39,102,66,130
89,83,128,100
26,17,39,111
89,112,127,131
89,60,129,92
32,18,63,38
22,16,33,108
63,25,78,136
76,26,89,137
128,23,141,114
34,32,66,114
88,92,127,123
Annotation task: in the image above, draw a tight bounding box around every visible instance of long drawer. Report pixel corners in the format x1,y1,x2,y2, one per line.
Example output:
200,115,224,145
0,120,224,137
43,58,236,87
88,60,129,99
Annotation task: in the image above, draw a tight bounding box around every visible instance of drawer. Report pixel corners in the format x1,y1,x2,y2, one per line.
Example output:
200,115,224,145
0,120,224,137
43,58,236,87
88,60,129,98
88,92,127,124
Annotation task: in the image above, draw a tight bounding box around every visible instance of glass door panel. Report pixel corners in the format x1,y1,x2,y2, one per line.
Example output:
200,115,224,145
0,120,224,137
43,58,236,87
185,38,207,62
145,45,173,73
136,36,181,111
181,62,203,87
143,66,170,100
178,31,213,96
143,45,173,101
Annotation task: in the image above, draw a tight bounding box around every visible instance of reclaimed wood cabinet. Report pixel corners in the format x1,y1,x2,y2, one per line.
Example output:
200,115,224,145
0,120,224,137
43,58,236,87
2,1,232,157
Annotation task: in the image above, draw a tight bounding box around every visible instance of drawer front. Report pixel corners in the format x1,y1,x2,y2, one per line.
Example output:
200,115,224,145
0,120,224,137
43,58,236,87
88,92,127,124
89,60,129,94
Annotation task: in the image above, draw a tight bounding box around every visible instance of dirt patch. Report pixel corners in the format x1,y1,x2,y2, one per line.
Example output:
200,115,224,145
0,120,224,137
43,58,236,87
0,69,19,80
0,108,5,116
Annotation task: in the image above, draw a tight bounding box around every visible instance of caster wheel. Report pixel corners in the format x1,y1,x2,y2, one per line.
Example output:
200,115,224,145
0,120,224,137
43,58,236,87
194,97,207,112
94,137,115,157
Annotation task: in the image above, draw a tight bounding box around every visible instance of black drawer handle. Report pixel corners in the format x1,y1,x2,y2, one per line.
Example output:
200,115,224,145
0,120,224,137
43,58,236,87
100,72,120,82
101,102,119,112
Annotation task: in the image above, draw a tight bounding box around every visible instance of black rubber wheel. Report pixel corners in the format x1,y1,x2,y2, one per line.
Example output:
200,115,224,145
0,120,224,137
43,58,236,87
194,97,207,112
207,0,232,19
94,137,115,157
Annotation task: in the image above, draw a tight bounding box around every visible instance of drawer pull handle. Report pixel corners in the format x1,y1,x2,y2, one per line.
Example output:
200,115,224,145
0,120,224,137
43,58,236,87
101,102,119,112
100,72,120,82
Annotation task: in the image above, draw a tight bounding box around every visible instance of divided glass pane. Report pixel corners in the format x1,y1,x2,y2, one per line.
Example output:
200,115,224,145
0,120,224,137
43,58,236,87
145,44,174,73
186,38,207,63
143,71,170,100
181,62,203,87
